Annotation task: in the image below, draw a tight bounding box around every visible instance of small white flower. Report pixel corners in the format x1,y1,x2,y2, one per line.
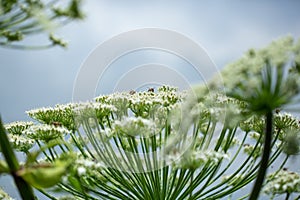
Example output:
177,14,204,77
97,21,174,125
83,160,94,168
77,166,86,176
274,184,280,190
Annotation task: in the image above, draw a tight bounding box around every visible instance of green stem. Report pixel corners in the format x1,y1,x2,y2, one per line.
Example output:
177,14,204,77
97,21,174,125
12,173,36,200
189,170,194,199
0,116,35,200
249,111,273,200
285,192,290,200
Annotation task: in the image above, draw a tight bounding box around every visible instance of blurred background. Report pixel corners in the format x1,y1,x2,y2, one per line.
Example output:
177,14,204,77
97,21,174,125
1,0,300,199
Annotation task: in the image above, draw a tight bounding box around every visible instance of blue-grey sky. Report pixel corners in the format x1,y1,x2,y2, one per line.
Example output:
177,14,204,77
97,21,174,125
1,1,300,123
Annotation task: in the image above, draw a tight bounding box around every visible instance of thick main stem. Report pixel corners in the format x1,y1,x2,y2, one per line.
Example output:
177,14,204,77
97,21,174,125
249,111,273,200
285,192,290,200
12,173,36,200
0,117,35,200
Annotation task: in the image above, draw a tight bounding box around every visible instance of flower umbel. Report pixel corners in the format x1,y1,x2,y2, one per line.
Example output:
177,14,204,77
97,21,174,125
264,169,300,196
24,124,70,143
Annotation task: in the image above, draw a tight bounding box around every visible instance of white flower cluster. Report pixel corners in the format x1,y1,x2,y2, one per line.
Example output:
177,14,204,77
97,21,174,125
26,106,63,121
274,112,299,130
8,134,35,152
27,102,118,131
215,36,295,92
4,121,33,135
114,117,156,137
264,169,300,195
95,86,183,118
77,102,116,112
27,103,76,131
184,90,247,130
95,92,130,117
74,102,116,124
75,158,104,176
61,157,108,185
0,187,15,200
169,149,229,169
209,36,300,114
24,124,70,143
5,121,35,152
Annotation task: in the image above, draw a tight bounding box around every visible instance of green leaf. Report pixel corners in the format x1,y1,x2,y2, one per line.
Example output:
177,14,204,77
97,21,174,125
17,160,69,189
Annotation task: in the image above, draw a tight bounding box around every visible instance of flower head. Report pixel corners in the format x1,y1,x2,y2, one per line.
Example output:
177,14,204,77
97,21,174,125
74,102,116,126
8,134,35,152
5,121,33,135
114,117,156,137
169,149,228,170
212,36,300,113
27,103,76,131
264,169,300,195
24,124,70,143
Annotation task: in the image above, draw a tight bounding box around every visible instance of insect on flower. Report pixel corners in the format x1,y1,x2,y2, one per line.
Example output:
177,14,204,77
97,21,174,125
51,121,62,127
148,87,155,92
129,90,136,95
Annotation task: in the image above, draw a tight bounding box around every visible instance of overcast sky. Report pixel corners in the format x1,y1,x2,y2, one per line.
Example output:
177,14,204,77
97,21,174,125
1,1,300,123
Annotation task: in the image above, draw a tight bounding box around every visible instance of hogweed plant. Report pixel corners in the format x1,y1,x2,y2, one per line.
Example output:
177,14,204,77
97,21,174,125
0,36,300,200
